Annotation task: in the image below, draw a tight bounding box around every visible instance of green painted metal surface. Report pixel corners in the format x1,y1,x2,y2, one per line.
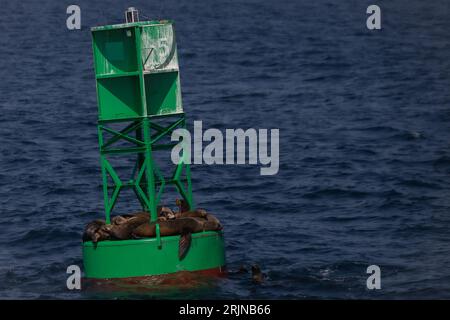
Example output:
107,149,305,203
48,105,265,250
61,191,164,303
97,76,142,119
83,231,226,279
145,72,182,116
92,20,182,121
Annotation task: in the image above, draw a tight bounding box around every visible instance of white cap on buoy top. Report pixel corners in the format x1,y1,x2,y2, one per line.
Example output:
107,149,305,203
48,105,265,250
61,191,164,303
125,7,139,23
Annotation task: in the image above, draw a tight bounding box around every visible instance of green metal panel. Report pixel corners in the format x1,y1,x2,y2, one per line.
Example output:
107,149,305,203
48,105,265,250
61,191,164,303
140,23,179,73
92,21,183,120
97,76,142,120
145,72,182,116
83,231,226,279
92,27,138,75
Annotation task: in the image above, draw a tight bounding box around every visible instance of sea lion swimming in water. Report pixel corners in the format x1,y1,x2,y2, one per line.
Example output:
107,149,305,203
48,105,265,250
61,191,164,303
251,265,265,283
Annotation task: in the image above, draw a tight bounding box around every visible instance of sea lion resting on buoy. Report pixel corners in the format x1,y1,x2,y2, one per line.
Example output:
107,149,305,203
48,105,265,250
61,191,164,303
109,209,181,239
132,218,202,260
159,206,175,219
204,213,222,230
112,208,171,225
132,216,222,259
108,212,151,240
82,219,112,243
83,207,222,246
83,212,158,242
158,203,206,220
131,214,222,238
174,199,210,219
176,209,208,219
176,198,190,213
132,217,204,238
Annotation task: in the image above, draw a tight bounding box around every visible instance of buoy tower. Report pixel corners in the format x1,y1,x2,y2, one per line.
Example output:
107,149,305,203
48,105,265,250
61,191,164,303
83,8,225,279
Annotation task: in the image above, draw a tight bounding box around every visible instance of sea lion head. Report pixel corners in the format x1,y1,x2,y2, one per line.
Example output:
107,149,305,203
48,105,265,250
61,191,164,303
112,215,128,225
251,264,264,283
175,199,190,213
158,206,175,220
82,219,106,242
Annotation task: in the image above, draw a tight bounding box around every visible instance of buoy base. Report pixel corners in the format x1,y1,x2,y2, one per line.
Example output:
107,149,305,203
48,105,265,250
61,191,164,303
83,231,226,279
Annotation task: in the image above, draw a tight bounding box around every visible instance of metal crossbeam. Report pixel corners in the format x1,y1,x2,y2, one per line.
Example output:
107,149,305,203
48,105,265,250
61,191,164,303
97,115,194,224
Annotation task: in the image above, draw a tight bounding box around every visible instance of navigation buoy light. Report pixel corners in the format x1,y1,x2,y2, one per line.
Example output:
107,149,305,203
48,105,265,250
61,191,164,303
125,7,139,23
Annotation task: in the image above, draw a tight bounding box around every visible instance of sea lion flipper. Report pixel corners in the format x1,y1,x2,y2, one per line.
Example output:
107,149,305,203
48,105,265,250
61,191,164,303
178,231,192,260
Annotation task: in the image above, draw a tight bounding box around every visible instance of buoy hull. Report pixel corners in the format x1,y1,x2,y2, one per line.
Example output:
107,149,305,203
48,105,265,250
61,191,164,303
83,231,225,279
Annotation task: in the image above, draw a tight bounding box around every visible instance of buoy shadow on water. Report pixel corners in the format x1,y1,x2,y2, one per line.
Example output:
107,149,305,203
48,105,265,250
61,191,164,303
82,268,227,298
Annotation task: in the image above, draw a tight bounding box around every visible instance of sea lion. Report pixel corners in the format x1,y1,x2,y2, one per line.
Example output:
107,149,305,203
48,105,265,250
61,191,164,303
83,204,222,253
111,215,128,225
131,218,205,260
129,211,151,220
132,218,203,260
175,198,190,213
112,212,150,225
174,199,212,219
109,212,150,240
251,265,265,283
204,213,222,230
97,225,113,241
82,219,112,244
82,219,105,243
131,217,204,238
189,214,222,231
175,209,208,219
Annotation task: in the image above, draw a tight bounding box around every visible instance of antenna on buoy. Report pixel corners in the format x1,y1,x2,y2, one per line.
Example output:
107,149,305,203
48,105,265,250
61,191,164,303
125,7,139,23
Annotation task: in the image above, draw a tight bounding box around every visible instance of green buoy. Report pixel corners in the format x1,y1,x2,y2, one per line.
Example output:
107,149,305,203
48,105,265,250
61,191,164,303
83,9,226,279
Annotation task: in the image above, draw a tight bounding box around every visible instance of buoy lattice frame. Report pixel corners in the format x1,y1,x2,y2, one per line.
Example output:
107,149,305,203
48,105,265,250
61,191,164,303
92,20,194,225
97,114,193,224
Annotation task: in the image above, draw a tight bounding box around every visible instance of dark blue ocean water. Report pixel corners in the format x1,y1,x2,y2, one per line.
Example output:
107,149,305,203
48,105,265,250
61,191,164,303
2,0,450,299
